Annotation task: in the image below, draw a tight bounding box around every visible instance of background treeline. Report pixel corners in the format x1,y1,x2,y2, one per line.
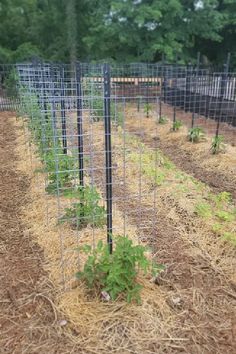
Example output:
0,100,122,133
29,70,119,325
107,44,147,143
0,0,235,67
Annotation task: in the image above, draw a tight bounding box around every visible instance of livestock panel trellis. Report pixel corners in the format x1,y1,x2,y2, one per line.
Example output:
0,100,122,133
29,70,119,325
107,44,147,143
17,62,161,289
7,58,236,289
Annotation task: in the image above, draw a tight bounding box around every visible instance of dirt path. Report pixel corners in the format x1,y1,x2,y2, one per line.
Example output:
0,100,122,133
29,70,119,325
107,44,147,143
0,112,74,354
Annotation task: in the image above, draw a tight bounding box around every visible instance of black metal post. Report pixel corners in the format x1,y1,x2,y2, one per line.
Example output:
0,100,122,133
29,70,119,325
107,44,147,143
159,54,165,121
76,62,84,188
216,53,231,137
41,62,49,122
191,52,200,128
173,55,178,128
60,65,67,154
103,63,113,254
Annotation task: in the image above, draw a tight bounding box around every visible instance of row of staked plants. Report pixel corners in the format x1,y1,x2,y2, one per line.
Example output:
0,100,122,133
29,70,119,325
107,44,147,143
18,83,163,304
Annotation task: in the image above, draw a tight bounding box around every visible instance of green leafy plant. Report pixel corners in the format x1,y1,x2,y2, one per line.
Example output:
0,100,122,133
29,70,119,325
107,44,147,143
44,150,74,193
143,103,152,117
172,120,183,131
76,236,164,303
158,115,168,124
188,127,205,143
210,135,225,154
60,186,106,229
195,202,212,218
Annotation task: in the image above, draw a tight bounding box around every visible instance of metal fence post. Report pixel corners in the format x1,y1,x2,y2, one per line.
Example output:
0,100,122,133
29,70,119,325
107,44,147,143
60,65,67,154
76,62,84,188
216,53,231,137
103,63,113,254
191,52,200,128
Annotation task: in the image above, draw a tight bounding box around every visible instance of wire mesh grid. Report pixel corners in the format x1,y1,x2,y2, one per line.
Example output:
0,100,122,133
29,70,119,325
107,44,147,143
16,61,236,289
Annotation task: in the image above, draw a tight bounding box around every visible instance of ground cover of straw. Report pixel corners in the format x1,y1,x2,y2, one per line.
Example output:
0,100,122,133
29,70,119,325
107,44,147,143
13,116,188,354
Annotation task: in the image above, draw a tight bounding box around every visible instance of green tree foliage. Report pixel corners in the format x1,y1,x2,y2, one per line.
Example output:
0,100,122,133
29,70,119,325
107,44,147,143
0,0,235,65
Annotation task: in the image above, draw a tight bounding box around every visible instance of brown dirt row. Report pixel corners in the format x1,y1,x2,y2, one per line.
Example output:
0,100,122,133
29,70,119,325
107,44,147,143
0,112,75,354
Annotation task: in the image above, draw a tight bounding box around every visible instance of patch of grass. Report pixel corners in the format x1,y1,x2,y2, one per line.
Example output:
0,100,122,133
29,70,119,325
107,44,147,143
195,202,212,218
216,210,235,222
221,232,236,246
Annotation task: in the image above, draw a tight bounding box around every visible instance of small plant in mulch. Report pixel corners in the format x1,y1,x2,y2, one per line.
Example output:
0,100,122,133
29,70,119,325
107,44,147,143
188,126,205,143
76,236,164,303
158,115,168,124
172,120,183,132
210,135,225,155
60,186,106,229
143,103,152,117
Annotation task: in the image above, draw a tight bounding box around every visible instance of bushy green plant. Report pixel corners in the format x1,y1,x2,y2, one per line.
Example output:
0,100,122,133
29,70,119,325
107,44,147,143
188,127,205,143
210,135,225,154
172,120,183,131
60,186,106,228
76,236,164,303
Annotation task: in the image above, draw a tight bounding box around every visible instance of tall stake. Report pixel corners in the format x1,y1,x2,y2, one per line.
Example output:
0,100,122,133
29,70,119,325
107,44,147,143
191,52,200,128
103,64,113,254
60,65,67,154
159,54,165,121
216,53,231,137
76,62,84,188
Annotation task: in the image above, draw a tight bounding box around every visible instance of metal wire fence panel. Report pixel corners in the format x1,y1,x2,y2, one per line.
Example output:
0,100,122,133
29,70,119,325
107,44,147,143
13,60,236,290
0,64,20,111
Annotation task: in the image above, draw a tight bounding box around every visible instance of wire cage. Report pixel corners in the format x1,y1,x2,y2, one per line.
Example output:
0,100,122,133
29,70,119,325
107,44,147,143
16,60,236,289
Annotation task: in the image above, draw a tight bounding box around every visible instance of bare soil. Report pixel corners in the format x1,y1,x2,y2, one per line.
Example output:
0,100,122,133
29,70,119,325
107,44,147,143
0,112,75,354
